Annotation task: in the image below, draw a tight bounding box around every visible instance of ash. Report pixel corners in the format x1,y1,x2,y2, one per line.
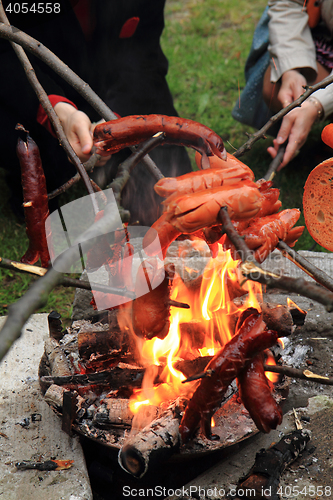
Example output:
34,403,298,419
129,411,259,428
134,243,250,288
278,337,311,368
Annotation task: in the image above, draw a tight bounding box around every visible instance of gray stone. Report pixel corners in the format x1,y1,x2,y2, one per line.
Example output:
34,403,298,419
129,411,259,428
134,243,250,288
0,314,92,500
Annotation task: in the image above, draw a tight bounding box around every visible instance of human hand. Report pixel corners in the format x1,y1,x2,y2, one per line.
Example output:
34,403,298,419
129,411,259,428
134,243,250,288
278,70,307,107
267,99,320,169
54,102,111,165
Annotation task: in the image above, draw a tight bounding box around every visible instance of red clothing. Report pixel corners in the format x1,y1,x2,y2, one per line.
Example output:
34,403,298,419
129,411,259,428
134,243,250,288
36,95,77,136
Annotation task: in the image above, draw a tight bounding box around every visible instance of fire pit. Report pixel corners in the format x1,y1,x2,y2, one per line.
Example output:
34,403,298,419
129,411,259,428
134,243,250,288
39,240,299,480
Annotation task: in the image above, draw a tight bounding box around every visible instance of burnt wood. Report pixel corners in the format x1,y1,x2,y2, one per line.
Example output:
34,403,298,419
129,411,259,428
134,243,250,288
118,399,186,478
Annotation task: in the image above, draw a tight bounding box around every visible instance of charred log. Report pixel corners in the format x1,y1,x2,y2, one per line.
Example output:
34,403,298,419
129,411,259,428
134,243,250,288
77,328,136,361
118,399,186,478
39,337,73,394
289,306,307,326
62,390,77,436
40,363,146,390
47,311,64,341
92,399,159,429
174,356,212,379
179,303,303,353
93,399,134,428
234,429,311,499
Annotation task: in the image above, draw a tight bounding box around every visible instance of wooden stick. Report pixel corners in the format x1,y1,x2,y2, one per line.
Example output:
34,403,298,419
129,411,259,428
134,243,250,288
277,240,333,293
218,206,255,262
263,143,286,181
168,299,190,309
109,132,166,206
0,257,191,310
48,153,101,200
181,357,333,387
0,256,136,299
263,363,333,386
240,261,333,312
0,4,98,212
234,74,333,158
0,21,164,182
40,364,145,389
218,207,333,312
0,203,123,361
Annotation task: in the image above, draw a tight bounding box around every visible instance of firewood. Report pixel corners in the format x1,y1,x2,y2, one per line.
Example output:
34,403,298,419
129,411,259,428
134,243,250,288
174,356,211,379
233,429,311,499
44,337,73,376
179,320,222,350
39,337,73,393
118,398,186,478
261,302,296,337
47,311,64,341
92,399,159,428
178,302,301,356
93,399,134,427
43,385,158,429
44,384,65,411
40,363,146,390
62,390,77,435
77,327,136,361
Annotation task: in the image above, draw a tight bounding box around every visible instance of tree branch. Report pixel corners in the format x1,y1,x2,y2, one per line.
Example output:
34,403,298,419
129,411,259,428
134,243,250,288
263,144,286,181
218,206,255,262
218,207,333,312
263,363,333,386
0,202,124,361
0,5,98,212
183,359,333,387
234,74,333,158
277,240,333,293
109,132,166,206
0,256,135,297
0,21,164,181
48,153,101,200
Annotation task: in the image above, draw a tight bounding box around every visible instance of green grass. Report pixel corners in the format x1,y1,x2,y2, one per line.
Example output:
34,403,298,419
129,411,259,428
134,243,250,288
0,0,329,320
162,0,329,252
0,170,76,324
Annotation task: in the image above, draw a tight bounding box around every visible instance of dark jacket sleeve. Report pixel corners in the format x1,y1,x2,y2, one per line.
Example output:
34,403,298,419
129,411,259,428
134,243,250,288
0,0,89,126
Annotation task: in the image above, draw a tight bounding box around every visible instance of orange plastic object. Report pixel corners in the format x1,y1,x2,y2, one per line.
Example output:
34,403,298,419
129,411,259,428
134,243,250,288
303,158,333,251
306,0,321,29
321,123,333,149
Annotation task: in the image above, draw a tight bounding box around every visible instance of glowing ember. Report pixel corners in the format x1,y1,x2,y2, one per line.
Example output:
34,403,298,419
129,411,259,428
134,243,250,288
129,244,268,413
129,399,150,414
287,297,306,314
278,337,285,350
265,352,279,384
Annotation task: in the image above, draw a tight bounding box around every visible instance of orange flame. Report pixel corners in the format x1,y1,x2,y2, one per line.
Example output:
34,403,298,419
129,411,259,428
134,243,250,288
129,244,265,414
278,337,285,349
287,297,306,314
265,351,279,384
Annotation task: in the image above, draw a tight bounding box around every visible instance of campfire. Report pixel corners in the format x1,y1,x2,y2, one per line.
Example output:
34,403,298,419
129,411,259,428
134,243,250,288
7,112,319,495
39,238,303,479
2,12,333,495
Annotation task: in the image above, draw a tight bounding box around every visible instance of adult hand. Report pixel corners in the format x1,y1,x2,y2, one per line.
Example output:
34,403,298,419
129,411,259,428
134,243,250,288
54,102,110,165
267,99,320,169
277,69,307,107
